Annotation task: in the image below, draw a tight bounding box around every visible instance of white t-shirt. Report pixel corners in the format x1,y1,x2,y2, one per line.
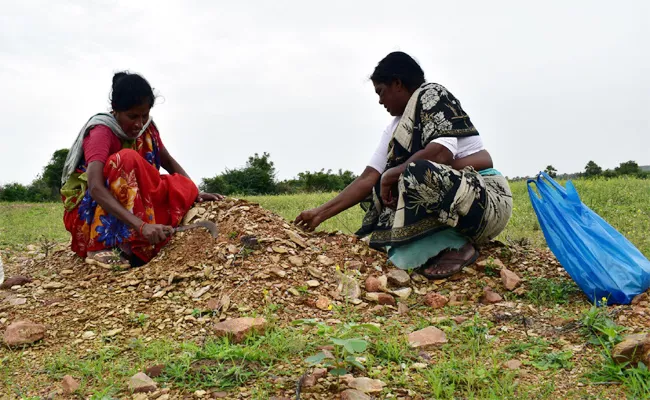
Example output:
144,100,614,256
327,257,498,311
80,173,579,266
368,117,484,174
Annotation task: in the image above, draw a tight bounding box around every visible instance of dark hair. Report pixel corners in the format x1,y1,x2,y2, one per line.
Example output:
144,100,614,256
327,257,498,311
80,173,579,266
370,52,425,92
110,71,156,112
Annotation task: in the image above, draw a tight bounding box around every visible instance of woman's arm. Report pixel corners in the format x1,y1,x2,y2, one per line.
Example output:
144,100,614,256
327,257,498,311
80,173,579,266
294,166,380,231
87,162,173,244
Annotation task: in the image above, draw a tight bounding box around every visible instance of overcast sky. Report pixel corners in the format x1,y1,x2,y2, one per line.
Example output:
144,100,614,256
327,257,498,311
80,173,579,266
1,0,648,186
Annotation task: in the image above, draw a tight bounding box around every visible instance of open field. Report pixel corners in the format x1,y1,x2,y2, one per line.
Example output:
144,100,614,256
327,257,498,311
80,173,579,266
1,177,649,399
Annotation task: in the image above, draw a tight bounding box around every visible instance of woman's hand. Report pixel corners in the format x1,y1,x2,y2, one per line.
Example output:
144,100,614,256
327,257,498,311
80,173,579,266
141,223,174,244
196,192,224,203
294,207,326,231
380,167,401,208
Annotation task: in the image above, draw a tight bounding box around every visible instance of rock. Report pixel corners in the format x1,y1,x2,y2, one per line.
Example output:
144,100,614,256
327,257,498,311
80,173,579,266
128,372,157,393
398,302,409,315
340,389,371,400
271,268,286,278
312,367,327,379
348,377,386,393
424,292,448,309
336,273,361,300
387,269,410,286
272,246,288,254
500,268,522,291
145,364,165,378
8,297,26,306
632,293,648,305
192,285,211,299
61,375,79,394
212,392,229,398
365,276,381,292
213,317,267,343
104,328,122,337
285,230,307,248
288,256,304,267
365,292,396,306
391,287,412,300
504,359,522,370
82,331,96,340
0,276,32,289
3,320,46,346
307,267,324,280
612,333,650,366
317,255,335,266
43,282,65,289
194,390,207,397
315,296,331,311
452,316,469,324
345,261,364,270
480,287,503,304
306,280,320,288
408,326,447,349
411,362,428,370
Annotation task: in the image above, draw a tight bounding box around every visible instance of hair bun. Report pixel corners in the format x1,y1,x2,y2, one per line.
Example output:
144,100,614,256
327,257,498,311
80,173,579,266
112,71,129,88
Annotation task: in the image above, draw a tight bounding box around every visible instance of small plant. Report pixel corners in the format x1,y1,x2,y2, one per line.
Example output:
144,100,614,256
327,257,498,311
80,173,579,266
483,257,498,277
38,235,56,257
581,298,625,348
228,231,238,240
530,351,574,370
296,321,380,377
524,277,579,305
129,313,149,327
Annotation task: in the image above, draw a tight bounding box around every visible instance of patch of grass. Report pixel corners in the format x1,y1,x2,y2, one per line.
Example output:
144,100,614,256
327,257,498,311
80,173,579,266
524,277,580,306
587,360,650,399
0,202,67,247
581,303,626,348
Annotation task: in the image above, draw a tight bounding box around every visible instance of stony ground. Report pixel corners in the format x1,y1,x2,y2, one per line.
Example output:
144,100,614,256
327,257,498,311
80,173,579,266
1,199,649,399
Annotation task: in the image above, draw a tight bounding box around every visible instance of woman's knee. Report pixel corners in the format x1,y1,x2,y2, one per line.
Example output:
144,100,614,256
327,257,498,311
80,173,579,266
107,149,141,170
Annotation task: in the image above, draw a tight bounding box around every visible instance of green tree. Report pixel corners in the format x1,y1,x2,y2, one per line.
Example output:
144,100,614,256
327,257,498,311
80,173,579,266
584,161,602,177
42,149,69,197
615,160,641,176
200,152,277,195
544,165,558,178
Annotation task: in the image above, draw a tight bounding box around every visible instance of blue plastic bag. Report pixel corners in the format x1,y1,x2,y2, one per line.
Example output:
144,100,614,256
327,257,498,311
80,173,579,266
527,172,650,304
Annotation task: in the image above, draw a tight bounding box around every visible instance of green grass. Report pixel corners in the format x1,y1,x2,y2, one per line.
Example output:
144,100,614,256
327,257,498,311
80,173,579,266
2,177,649,258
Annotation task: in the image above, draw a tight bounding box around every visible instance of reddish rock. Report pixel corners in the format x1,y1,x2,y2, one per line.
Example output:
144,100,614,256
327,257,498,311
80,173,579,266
500,268,522,290
206,298,220,311
407,326,447,349
480,287,503,304
0,276,32,289
302,368,327,388
128,372,157,393
612,333,650,366
365,276,380,292
398,302,409,315
348,377,386,393
213,317,267,343
424,292,449,309
145,364,165,378
377,293,396,306
452,316,469,324
3,320,46,346
632,293,648,305
61,375,80,394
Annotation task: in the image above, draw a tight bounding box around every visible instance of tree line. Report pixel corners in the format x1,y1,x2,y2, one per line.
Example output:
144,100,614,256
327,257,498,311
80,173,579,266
1,150,647,202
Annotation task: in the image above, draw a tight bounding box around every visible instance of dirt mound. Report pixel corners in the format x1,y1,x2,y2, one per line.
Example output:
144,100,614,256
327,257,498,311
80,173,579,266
4,199,648,398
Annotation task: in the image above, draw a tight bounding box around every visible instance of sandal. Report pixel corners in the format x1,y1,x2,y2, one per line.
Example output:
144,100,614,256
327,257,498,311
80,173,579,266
85,250,131,270
419,243,479,280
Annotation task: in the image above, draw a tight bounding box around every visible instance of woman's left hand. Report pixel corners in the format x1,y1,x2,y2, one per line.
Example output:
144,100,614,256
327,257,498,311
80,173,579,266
380,167,400,208
196,192,224,203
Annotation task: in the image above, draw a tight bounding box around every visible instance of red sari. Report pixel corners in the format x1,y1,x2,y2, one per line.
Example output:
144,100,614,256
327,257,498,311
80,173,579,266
62,124,198,262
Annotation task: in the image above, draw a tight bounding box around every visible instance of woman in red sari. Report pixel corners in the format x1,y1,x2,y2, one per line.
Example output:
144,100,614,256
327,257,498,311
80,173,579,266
61,72,221,268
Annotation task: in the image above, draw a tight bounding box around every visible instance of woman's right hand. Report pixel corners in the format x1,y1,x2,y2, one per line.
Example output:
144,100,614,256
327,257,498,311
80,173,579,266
294,208,325,231
141,223,174,244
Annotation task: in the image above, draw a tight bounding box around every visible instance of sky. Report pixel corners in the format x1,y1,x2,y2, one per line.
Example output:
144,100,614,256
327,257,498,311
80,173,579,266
1,0,648,185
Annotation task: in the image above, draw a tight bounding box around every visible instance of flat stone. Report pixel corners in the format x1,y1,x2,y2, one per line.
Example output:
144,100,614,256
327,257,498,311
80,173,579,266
348,377,386,393
500,268,522,291
387,269,410,286
271,268,286,278
480,287,503,304
398,302,409,315
340,389,371,400
365,292,396,306
408,326,447,349
612,333,650,366
424,292,448,309
61,375,80,394
391,287,412,300
213,317,267,343
285,230,307,248
3,320,46,346
128,372,157,393
43,282,65,289
504,359,522,370
306,280,320,288
317,255,335,266
288,256,304,267
336,273,361,300
307,267,324,280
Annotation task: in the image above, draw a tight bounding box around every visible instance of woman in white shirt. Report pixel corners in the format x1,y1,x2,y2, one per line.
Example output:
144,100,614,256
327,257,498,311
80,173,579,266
296,52,512,279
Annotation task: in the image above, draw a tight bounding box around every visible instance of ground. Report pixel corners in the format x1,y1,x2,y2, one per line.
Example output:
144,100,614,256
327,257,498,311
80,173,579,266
0,178,649,399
